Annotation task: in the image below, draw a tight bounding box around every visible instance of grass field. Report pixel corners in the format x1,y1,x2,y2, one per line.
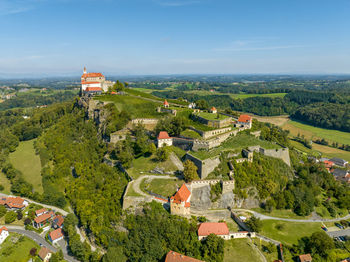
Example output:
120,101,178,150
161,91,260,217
180,129,202,139
252,208,311,220
260,220,323,246
141,177,184,197
253,115,290,127
0,233,39,262
252,239,280,262
224,239,264,262
197,111,229,121
191,133,281,160
0,172,11,194
283,120,350,145
9,140,43,193
127,154,178,179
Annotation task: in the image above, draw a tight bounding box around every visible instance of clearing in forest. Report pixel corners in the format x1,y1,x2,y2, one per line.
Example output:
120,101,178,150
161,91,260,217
224,238,264,262
9,139,43,193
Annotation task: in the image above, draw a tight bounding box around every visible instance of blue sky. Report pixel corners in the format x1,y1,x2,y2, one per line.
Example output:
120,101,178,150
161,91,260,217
0,0,349,76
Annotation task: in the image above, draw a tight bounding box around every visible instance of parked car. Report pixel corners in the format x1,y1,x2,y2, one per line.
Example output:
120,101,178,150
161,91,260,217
321,226,328,232
335,223,344,229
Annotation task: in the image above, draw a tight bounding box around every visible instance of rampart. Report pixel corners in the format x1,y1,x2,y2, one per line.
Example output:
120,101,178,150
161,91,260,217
185,153,220,179
190,179,235,194
192,129,238,151
248,146,291,166
191,114,232,128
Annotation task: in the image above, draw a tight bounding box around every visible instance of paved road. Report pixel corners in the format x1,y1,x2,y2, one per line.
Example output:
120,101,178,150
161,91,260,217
232,208,350,223
4,225,78,262
0,193,68,216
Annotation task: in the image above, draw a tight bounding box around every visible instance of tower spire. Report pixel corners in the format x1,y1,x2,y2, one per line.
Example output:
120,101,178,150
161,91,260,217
83,66,87,74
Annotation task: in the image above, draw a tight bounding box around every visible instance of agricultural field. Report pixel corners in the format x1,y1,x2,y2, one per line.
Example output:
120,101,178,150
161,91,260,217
0,233,39,262
252,115,290,127
191,133,281,160
224,238,264,262
260,220,323,246
9,140,43,193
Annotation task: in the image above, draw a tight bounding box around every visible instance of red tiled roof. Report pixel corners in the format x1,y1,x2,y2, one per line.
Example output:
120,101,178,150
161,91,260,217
35,208,47,216
198,222,229,236
49,228,63,241
164,100,169,105
171,184,191,204
5,197,25,209
299,254,312,262
38,247,52,260
211,107,216,111
184,202,191,207
85,87,102,92
165,251,204,262
238,114,252,123
81,72,104,78
111,91,117,94
34,211,54,224
158,131,171,140
0,226,8,234
323,160,334,168
53,215,64,227
81,81,101,84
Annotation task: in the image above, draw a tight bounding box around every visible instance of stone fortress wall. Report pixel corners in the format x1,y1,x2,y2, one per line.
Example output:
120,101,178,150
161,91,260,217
191,113,232,129
185,154,221,179
248,146,291,166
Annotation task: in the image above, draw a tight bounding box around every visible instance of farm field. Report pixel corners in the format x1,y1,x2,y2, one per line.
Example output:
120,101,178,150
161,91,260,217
0,233,39,262
252,115,289,127
224,239,264,262
191,133,281,160
260,220,323,246
9,140,43,193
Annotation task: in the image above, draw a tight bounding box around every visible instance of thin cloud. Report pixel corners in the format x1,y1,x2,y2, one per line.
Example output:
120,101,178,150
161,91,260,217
0,0,45,16
154,0,201,7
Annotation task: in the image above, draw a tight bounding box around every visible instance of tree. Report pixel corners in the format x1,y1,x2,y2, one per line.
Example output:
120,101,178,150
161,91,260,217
156,147,169,162
245,216,262,232
103,246,127,262
307,231,335,257
201,234,225,262
0,205,6,218
195,99,209,110
149,143,157,155
183,160,198,182
50,250,64,262
5,211,17,224
29,247,37,257
24,218,31,225
17,210,23,220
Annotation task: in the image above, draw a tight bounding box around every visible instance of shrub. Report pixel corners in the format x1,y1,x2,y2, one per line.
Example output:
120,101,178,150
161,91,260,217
0,205,6,218
5,211,17,224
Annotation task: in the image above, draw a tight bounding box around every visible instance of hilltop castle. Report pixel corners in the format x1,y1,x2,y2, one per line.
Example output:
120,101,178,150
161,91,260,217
81,67,114,93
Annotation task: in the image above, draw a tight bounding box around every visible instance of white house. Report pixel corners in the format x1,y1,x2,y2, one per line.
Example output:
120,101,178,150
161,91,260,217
0,226,9,244
81,67,114,92
236,114,252,129
157,131,173,148
48,228,64,244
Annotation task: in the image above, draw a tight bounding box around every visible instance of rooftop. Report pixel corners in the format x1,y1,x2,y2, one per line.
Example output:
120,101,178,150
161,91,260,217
198,222,229,236
49,228,63,241
238,114,252,123
171,184,191,204
158,131,171,140
165,251,204,262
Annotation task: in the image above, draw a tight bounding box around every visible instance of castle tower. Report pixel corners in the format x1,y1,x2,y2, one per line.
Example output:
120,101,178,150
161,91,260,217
83,67,87,74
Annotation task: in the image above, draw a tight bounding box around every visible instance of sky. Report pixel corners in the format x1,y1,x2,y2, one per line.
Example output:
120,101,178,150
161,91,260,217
0,0,350,76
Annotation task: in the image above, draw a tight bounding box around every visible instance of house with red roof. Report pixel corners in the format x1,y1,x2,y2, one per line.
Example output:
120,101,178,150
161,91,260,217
35,208,48,217
197,222,230,240
81,67,114,93
48,228,64,244
165,251,204,262
164,100,170,108
34,211,55,229
170,184,191,216
0,196,28,210
236,114,252,129
38,247,52,262
298,254,312,262
157,131,173,148
210,107,217,114
0,226,9,244
52,215,64,229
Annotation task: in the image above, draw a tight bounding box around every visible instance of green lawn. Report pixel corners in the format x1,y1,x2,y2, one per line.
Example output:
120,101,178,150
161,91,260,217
180,129,202,139
260,220,323,246
197,111,229,121
191,133,281,160
177,110,216,131
224,239,264,262
127,154,178,179
283,120,350,145
126,183,142,197
141,177,184,198
9,140,43,193
0,233,40,262
252,239,280,262
0,172,11,194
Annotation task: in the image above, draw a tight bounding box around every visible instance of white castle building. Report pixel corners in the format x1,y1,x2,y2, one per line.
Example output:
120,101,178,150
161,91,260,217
81,67,115,93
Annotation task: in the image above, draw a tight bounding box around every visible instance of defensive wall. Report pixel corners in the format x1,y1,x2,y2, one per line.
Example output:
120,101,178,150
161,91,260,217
248,146,291,166
185,153,221,179
189,126,232,140
192,129,238,151
190,179,235,194
191,114,232,128
157,107,177,116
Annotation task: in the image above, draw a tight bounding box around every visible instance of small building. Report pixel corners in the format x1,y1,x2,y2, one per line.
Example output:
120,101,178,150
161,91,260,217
81,67,114,92
38,247,52,262
52,215,64,229
298,254,312,262
210,107,217,114
170,184,191,216
48,228,64,244
329,158,348,167
323,160,334,169
84,87,102,95
198,222,230,240
35,208,48,217
236,114,252,129
333,169,350,183
165,250,204,262
0,196,28,210
157,131,173,148
0,226,9,244
164,100,169,108
34,211,55,229
188,103,196,109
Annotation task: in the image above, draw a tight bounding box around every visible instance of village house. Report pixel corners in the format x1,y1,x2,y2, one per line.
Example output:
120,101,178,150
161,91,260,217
333,169,350,183
298,254,312,262
0,196,28,210
210,107,217,114
48,228,64,244
81,67,114,93
52,215,64,229
34,211,55,229
165,251,204,262
164,100,170,108
0,226,9,245
329,157,348,167
197,222,230,240
236,114,252,129
170,184,191,216
157,131,173,148
35,208,48,217
38,247,52,262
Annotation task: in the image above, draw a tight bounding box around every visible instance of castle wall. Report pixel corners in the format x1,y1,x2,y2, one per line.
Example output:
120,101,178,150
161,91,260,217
248,145,291,166
185,154,221,179
191,114,232,129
